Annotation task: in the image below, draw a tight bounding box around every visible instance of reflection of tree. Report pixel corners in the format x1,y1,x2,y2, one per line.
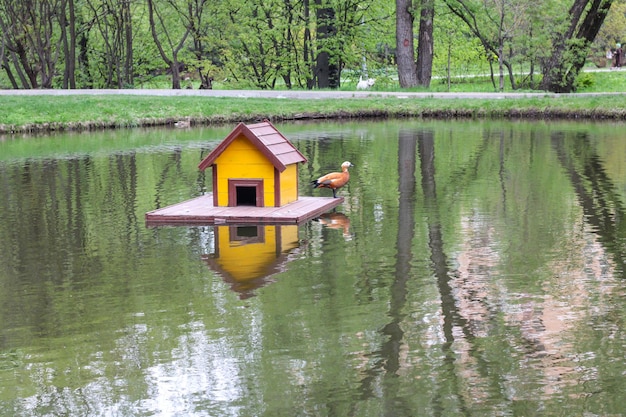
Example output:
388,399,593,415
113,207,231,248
154,148,183,209
499,131,507,214
359,128,542,412
380,129,417,413
359,129,482,414
551,133,626,276
418,130,472,414
357,129,417,410
440,131,491,197
391,128,418,328
115,153,139,244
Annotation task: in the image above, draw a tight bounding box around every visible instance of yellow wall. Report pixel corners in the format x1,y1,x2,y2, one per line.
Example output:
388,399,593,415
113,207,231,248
214,134,300,207
215,225,298,282
280,224,300,252
216,225,277,281
215,135,275,206
279,164,299,206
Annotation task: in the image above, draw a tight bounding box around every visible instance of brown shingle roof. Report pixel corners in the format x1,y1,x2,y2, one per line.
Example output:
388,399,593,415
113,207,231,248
198,121,307,172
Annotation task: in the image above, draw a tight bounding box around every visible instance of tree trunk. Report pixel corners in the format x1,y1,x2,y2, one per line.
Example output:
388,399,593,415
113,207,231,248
396,0,418,88
304,0,315,89
498,40,504,91
1,55,19,88
315,2,339,89
77,29,93,88
416,0,434,87
171,54,182,89
15,44,38,88
0,0,61,89
68,0,77,88
540,0,613,92
60,0,70,88
147,0,191,89
447,44,451,91
123,0,133,87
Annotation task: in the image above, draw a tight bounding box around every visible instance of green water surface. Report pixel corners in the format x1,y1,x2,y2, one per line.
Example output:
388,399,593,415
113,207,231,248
0,119,625,416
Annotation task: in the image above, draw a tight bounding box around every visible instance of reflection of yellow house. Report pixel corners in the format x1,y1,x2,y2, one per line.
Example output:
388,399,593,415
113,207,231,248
198,120,307,208
202,224,300,298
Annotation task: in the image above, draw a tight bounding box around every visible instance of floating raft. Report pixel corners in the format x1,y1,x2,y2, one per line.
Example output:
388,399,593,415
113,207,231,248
145,193,343,226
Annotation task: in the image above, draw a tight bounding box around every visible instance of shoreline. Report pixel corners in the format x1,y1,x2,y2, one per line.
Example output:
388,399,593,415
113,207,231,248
3,89,626,134
5,108,626,135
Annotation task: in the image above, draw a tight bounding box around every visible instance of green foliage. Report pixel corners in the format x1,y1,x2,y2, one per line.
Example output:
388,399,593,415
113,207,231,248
592,0,626,58
0,0,617,92
574,72,595,90
433,33,488,81
441,0,570,90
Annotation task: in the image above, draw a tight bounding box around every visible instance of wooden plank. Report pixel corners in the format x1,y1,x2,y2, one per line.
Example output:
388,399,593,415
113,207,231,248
145,194,343,226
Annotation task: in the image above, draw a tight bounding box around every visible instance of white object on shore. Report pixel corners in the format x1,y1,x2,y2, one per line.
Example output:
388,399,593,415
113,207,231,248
356,76,376,90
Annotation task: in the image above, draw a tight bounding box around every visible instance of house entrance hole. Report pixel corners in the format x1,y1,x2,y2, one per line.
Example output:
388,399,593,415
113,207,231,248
228,179,264,207
236,186,257,206
235,226,258,238
229,225,265,244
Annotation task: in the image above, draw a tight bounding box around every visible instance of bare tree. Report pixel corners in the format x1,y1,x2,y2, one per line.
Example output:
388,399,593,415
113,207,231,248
444,0,525,91
0,0,64,88
147,0,192,89
186,0,217,89
59,0,76,88
84,0,135,88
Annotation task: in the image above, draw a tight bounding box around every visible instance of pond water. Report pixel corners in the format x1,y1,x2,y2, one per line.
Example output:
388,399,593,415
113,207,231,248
0,119,625,416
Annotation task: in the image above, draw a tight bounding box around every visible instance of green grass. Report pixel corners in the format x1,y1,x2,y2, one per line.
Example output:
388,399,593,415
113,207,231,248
2,70,626,134
1,93,626,132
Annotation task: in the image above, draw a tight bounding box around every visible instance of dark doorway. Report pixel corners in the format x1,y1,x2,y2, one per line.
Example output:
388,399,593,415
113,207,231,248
235,226,258,238
236,187,257,206
229,225,264,244
228,179,264,207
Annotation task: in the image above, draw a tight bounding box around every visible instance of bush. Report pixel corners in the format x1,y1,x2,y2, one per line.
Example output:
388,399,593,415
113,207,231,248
575,73,595,90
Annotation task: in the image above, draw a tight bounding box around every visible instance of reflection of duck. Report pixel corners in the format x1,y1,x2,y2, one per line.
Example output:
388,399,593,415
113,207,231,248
317,212,352,240
311,161,353,198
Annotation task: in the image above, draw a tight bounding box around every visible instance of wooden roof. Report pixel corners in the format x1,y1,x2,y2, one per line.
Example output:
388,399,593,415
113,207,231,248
198,121,307,172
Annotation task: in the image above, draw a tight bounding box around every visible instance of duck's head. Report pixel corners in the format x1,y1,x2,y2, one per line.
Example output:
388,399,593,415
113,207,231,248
341,161,354,169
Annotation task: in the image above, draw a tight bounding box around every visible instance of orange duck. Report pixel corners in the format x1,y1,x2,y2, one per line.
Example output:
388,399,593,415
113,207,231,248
311,161,354,198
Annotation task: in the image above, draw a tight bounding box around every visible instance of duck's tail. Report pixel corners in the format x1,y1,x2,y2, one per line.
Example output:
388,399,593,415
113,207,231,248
311,179,320,188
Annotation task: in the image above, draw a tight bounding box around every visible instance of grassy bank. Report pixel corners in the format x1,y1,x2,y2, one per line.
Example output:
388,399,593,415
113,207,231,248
4,66,626,134
2,91,626,135
6,64,626,134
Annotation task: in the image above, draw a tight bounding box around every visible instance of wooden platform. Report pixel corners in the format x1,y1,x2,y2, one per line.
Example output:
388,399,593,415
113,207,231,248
145,194,343,226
